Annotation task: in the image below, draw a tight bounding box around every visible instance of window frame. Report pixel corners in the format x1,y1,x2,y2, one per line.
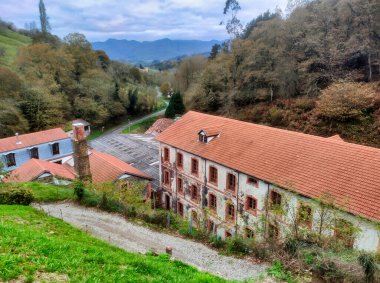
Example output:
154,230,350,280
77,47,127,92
208,193,217,212
247,177,258,187
226,173,236,193
177,176,184,194
163,147,170,163
176,152,183,169
52,142,60,155
30,147,39,159
209,165,218,185
177,201,184,217
191,157,199,177
297,203,313,227
5,153,16,167
163,169,170,186
245,195,258,215
270,190,282,210
225,203,235,222
190,184,199,203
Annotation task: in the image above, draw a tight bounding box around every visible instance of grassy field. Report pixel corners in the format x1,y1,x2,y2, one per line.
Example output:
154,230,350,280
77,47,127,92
0,28,31,68
0,205,229,282
0,182,75,202
122,116,158,134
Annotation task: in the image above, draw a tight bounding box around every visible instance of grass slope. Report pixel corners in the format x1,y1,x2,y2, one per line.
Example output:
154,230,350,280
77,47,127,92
0,182,75,202
0,205,229,282
0,28,31,67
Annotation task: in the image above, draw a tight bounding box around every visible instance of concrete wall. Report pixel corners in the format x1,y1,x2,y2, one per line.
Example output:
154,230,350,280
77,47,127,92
0,138,73,171
159,142,380,252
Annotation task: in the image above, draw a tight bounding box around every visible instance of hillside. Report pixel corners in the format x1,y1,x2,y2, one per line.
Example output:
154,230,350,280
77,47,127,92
0,205,227,282
180,0,380,147
92,38,221,63
0,27,31,67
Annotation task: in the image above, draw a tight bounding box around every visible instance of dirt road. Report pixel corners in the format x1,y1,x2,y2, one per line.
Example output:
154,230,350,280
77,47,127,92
36,202,268,281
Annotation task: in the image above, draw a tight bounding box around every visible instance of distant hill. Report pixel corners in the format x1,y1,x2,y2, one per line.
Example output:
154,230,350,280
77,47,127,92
91,38,221,64
0,27,31,67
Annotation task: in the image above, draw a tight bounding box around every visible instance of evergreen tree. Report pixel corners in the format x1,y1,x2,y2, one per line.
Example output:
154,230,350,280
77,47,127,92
165,92,185,118
209,44,221,60
39,0,50,34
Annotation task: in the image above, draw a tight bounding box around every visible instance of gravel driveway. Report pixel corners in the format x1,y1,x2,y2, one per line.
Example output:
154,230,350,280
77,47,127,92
35,202,268,281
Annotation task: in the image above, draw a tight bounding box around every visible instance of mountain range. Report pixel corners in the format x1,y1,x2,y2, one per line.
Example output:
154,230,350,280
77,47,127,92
91,38,221,64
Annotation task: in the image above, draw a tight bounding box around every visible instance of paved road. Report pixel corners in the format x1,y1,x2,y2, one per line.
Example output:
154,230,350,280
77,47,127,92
37,202,269,281
90,102,167,188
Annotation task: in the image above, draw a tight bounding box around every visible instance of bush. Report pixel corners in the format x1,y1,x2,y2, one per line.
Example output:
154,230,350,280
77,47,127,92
73,180,85,201
284,238,299,256
358,253,376,283
225,236,251,255
209,235,226,249
313,258,345,282
0,189,34,205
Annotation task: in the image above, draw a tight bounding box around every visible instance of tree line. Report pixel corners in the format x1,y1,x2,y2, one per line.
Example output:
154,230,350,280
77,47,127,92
0,27,162,138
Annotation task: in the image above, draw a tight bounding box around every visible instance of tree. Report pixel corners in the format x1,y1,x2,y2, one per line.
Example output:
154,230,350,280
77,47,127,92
165,92,185,118
0,103,29,138
39,0,51,34
20,88,66,131
209,44,221,60
160,82,171,95
222,0,243,38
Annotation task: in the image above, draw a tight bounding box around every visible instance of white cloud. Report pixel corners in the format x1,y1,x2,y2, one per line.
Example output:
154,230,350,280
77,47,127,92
0,0,288,41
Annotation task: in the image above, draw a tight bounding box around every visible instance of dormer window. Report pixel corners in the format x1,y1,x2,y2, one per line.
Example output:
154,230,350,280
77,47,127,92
199,133,207,143
198,126,221,144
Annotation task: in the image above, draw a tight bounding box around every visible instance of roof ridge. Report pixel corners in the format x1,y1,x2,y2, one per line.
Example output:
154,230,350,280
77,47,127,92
186,111,380,153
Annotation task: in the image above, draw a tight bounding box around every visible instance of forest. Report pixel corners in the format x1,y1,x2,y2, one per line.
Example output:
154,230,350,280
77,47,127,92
0,17,164,138
169,0,380,147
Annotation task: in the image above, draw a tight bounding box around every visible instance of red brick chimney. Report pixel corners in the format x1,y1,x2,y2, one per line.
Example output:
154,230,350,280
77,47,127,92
72,123,92,181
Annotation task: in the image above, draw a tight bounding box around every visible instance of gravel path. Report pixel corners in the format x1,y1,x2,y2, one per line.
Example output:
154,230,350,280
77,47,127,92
35,202,268,281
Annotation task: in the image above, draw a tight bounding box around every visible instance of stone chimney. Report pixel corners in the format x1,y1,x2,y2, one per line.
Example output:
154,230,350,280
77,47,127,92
15,133,22,145
72,123,92,181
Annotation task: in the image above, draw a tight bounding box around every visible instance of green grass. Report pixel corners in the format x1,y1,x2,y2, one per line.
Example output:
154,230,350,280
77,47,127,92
0,205,228,282
0,182,75,202
122,116,158,134
0,28,31,68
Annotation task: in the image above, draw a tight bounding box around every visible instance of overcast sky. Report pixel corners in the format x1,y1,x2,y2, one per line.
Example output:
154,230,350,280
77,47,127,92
1,0,288,42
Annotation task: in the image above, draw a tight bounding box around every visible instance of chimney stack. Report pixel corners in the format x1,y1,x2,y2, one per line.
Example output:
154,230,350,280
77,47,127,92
15,133,22,145
72,123,92,181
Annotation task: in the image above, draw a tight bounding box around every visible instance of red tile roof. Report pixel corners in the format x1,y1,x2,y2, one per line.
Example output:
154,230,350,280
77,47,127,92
0,128,69,153
4,159,75,182
86,150,152,182
4,150,152,184
145,118,174,135
157,111,380,222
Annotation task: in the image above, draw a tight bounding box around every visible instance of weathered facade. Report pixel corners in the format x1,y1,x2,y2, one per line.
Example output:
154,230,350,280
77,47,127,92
157,111,380,252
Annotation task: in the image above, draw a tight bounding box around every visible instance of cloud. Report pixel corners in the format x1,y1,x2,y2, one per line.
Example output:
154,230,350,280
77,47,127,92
0,0,288,41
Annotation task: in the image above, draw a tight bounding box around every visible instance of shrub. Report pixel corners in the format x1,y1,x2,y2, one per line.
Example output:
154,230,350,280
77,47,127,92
73,180,85,201
284,238,298,256
0,189,34,205
313,258,345,282
209,235,226,249
225,236,251,255
358,253,376,283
